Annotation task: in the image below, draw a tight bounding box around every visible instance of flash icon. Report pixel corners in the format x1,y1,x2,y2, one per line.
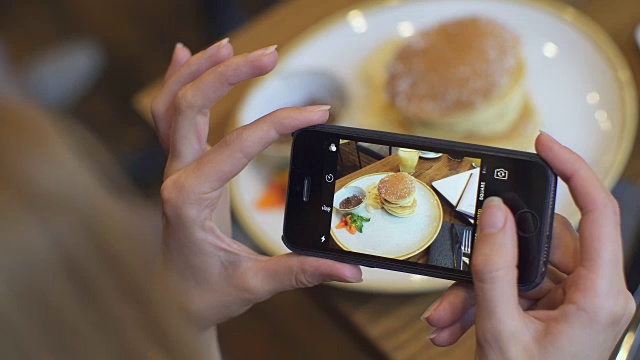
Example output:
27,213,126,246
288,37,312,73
329,143,337,152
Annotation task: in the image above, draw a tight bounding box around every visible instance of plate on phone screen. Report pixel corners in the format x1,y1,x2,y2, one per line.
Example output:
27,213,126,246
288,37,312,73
419,151,443,159
330,173,443,259
232,0,637,293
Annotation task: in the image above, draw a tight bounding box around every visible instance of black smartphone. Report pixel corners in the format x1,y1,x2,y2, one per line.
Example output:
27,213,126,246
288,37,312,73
282,125,556,291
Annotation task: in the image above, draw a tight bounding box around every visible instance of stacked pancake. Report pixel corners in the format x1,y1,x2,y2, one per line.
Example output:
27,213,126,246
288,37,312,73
377,173,417,217
362,17,540,151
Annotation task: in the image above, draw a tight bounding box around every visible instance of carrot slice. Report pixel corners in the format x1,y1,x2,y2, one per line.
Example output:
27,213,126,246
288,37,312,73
347,225,357,234
256,184,286,209
336,221,346,229
274,170,289,188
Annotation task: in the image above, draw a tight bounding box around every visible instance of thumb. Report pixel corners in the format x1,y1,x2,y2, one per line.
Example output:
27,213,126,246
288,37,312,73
472,197,523,330
251,253,362,299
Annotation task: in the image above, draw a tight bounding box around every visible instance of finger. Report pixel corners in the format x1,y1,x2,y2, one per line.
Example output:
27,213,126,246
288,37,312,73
152,43,193,151
429,306,476,347
535,132,623,275
249,253,362,300
166,45,279,174
472,197,523,331
164,43,192,83
159,38,233,110
530,282,567,311
151,39,233,152
519,265,567,300
548,214,580,274
422,283,474,328
182,105,331,193
427,282,537,332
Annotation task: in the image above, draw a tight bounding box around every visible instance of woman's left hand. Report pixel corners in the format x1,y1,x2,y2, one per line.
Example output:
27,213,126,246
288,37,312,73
150,39,362,328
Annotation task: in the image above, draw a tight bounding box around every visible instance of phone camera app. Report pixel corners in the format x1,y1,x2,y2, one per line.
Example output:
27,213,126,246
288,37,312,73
494,168,509,180
330,140,481,272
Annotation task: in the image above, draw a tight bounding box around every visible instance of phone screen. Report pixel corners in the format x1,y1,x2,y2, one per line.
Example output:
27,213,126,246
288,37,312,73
284,126,555,286
328,139,482,272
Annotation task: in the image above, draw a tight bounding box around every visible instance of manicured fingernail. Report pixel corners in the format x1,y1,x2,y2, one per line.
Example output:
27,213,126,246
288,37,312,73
305,105,331,112
539,130,557,141
420,297,442,322
248,45,278,59
428,327,442,339
204,37,230,55
479,197,505,233
175,42,184,49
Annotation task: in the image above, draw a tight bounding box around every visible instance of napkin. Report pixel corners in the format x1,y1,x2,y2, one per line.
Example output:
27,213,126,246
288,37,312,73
432,170,472,207
427,221,473,268
456,168,480,217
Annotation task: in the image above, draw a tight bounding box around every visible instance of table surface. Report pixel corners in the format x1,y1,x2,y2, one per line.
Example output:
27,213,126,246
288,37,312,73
133,0,640,358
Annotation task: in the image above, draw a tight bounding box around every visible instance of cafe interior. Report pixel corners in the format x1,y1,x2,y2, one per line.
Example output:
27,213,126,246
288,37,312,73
1,0,640,358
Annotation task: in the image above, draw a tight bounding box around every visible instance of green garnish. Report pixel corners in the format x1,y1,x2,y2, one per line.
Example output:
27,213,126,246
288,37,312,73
346,212,370,233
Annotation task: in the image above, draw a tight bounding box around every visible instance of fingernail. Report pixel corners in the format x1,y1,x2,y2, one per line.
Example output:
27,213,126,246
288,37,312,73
248,45,278,59
420,297,442,322
175,42,184,49
479,197,505,233
539,130,554,138
205,37,230,55
428,327,442,339
343,270,363,283
305,105,331,112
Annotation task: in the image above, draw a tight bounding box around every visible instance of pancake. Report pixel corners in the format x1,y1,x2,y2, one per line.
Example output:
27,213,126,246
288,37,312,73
411,97,541,152
384,199,418,217
377,173,418,218
381,196,415,208
377,172,416,203
386,17,524,135
360,17,540,152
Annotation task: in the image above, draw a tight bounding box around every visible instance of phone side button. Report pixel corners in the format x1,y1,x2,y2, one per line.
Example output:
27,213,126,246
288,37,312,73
515,210,539,237
302,177,311,202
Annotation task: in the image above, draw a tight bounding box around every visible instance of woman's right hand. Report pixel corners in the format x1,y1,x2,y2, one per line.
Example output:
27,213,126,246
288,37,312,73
424,132,636,359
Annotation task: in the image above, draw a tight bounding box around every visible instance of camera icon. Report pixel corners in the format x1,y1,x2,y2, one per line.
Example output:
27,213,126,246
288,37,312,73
494,168,509,180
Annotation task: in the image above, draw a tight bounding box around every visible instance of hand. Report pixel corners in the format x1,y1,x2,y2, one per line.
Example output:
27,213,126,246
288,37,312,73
150,39,362,328
422,133,636,359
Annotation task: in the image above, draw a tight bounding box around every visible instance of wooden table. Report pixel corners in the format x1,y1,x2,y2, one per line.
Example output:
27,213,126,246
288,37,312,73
133,0,640,358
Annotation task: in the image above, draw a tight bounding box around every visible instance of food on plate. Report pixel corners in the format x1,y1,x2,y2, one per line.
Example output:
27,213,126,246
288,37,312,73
256,169,288,209
339,194,364,210
388,17,526,135
361,16,540,151
365,183,383,212
334,186,367,213
335,213,371,234
377,172,418,217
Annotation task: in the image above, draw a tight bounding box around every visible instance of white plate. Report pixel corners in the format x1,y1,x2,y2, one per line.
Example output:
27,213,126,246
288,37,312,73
330,173,443,259
232,0,637,294
419,151,443,159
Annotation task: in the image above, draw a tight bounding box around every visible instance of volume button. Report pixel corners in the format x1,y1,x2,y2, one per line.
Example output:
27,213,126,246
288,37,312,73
302,177,311,202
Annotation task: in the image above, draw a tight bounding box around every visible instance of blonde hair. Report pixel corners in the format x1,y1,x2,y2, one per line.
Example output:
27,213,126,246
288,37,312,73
0,99,202,359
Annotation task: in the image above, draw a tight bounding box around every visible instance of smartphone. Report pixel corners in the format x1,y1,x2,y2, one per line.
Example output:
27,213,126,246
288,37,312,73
282,125,556,291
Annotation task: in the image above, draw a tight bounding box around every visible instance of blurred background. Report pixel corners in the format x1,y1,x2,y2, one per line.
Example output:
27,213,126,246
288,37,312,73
0,0,279,192
0,0,383,358
1,0,639,358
